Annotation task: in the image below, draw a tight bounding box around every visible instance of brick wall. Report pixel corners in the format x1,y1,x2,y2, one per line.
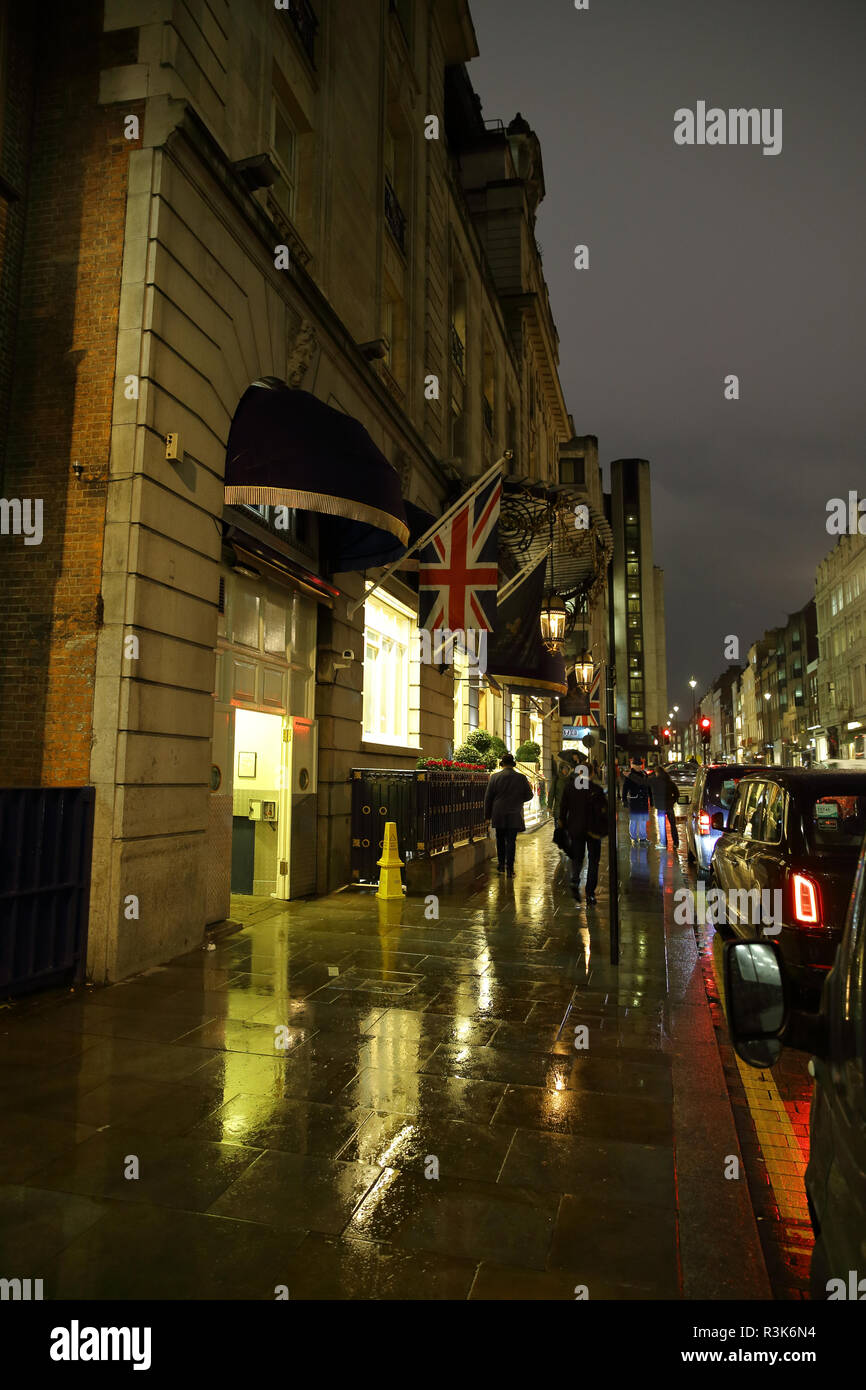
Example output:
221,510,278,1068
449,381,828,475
0,2,140,784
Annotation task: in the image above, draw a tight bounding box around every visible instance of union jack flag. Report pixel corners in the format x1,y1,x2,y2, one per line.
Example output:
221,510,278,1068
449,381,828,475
416,472,501,631
587,668,602,726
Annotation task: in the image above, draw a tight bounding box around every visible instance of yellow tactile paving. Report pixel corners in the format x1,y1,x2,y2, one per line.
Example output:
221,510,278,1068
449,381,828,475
733,1054,809,1221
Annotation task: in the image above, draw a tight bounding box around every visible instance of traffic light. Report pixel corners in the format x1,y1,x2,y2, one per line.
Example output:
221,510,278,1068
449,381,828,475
662,727,671,744
699,716,711,746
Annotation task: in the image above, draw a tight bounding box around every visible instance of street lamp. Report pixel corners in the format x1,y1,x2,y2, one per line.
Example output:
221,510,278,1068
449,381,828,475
573,653,594,688
539,593,567,653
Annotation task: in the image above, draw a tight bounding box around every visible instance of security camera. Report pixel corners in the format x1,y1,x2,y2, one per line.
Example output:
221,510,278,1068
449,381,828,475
341,648,355,663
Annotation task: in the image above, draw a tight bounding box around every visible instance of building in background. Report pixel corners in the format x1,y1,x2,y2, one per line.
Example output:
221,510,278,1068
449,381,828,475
815,533,866,761
608,458,668,752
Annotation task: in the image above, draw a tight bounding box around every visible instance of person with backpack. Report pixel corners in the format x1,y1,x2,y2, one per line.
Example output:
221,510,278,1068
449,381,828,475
622,756,653,842
484,752,534,877
558,756,609,903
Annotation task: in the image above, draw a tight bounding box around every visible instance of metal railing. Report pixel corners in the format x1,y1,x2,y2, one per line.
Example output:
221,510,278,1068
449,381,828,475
0,787,95,997
384,176,407,252
350,767,489,884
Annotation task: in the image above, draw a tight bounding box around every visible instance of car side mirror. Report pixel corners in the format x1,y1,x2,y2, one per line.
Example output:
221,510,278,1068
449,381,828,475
723,941,786,1067
710,811,726,831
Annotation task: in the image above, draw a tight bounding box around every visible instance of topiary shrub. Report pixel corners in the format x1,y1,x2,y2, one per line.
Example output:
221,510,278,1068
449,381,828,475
453,728,508,770
515,740,541,764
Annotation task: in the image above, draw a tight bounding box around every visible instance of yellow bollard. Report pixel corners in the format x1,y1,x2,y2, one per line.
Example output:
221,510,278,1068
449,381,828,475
376,820,405,900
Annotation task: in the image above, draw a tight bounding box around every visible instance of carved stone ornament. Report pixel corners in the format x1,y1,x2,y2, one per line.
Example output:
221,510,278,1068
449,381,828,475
286,319,318,387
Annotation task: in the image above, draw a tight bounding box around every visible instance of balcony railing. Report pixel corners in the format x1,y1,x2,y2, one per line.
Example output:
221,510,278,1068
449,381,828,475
282,0,318,66
482,396,493,436
384,176,407,252
450,323,465,375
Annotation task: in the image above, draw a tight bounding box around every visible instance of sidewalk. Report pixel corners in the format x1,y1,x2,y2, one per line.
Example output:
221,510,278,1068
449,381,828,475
0,813,770,1300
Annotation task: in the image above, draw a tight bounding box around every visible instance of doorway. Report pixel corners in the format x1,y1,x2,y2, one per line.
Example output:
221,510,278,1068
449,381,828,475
230,708,284,897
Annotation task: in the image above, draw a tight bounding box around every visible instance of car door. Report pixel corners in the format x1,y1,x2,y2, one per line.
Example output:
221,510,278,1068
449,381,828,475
808,842,866,1287
712,780,749,908
689,769,705,856
749,783,787,940
726,779,767,936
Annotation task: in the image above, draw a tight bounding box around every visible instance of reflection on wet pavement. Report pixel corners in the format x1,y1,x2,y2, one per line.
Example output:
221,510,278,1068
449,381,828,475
0,815,769,1299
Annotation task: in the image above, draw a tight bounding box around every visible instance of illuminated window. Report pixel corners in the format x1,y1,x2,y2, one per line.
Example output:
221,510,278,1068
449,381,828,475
363,592,414,745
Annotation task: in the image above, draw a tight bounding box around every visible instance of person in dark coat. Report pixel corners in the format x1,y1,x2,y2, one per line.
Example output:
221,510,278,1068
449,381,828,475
648,763,679,849
559,757,609,903
621,756,653,842
484,753,534,876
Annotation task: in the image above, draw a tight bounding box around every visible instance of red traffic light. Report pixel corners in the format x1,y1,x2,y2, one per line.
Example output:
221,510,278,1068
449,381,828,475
663,727,671,741
699,717,711,730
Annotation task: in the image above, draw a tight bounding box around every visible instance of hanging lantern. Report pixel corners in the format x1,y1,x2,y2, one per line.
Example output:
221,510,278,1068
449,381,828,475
539,593,567,653
573,653,594,689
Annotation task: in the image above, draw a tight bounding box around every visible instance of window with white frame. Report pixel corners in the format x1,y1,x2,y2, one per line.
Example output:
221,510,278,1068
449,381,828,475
511,694,522,751
271,96,297,218
363,591,413,745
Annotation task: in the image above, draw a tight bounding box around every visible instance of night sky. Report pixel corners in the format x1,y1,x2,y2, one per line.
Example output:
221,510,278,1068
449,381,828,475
467,0,866,713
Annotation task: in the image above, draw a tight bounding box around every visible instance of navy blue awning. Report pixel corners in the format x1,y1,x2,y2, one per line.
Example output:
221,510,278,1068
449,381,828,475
225,380,410,572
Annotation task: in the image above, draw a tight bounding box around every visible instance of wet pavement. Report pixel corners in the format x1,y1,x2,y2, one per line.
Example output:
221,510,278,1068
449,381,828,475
0,813,789,1299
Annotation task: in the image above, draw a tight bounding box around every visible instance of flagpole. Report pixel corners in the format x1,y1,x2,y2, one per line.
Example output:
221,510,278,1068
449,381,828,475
346,452,511,620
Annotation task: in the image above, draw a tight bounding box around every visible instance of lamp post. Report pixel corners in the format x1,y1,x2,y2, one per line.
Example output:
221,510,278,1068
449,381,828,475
689,679,697,758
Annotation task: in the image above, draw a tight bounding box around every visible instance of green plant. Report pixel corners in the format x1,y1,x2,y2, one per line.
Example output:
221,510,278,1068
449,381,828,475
515,740,541,764
463,729,493,754
453,728,507,770
455,741,495,769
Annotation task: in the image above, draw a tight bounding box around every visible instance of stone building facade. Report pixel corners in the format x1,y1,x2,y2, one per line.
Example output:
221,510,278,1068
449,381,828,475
815,533,866,760
0,0,606,985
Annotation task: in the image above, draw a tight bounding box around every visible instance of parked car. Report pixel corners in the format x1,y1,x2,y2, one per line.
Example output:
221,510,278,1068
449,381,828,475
664,762,698,817
686,762,764,876
710,769,866,1004
723,830,866,1297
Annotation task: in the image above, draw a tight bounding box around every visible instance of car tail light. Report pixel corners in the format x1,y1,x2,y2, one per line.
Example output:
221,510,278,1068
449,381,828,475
699,812,711,835
792,873,820,925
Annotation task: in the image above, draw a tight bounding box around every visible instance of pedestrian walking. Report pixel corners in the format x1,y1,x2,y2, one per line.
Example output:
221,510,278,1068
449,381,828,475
621,756,653,841
648,762,680,849
484,752,534,877
559,756,609,903
550,756,577,869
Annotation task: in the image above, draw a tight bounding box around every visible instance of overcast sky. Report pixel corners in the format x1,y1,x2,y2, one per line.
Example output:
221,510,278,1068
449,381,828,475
467,0,866,712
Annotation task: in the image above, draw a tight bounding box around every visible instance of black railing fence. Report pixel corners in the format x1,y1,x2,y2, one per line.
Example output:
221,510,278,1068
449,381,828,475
350,768,489,884
0,787,95,997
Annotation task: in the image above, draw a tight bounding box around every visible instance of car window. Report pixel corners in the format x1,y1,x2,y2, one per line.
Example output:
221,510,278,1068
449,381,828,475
728,782,752,833
762,784,784,844
741,781,766,841
807,792,866,851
